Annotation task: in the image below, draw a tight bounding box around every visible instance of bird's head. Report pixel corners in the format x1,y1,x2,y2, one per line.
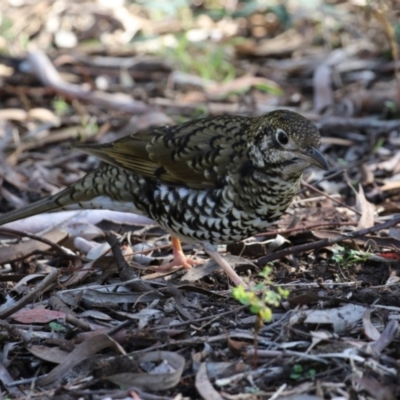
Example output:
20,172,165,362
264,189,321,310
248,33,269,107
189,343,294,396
248,110,328,177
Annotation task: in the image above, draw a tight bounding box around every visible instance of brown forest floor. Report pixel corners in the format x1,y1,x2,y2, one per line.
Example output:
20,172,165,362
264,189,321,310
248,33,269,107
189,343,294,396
1,1,400,399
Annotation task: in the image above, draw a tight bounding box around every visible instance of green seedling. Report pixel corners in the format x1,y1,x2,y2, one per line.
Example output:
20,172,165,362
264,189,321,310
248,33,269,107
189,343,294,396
331,245,370,267
233,266,289,323
232,267,289,323
233,266,289,367
52,98,71,116
290,363,317,380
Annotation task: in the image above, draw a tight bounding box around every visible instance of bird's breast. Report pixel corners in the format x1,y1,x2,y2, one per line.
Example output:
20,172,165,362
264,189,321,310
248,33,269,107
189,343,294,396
149,174,301,245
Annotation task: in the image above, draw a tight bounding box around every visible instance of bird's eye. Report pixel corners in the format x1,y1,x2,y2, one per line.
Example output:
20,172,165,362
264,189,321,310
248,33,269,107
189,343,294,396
276,130,289,146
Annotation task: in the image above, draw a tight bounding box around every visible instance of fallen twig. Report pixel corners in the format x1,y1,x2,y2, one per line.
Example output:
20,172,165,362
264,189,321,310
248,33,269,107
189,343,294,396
0,227,75,261
301,180,362,216
255,221,358,238
27,49,149,114
257,215,400,265
0,267,58,319
0,320,32,345
105,232,154,293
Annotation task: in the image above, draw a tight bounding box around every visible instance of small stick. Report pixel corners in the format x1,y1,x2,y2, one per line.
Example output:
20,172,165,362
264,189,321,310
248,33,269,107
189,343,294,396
0,227,76,260
301,180,362,216
257,215,400,265
0,267,58,319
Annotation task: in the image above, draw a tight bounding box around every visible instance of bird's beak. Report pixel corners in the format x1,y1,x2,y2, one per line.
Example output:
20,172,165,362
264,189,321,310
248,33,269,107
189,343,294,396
300,147,329,170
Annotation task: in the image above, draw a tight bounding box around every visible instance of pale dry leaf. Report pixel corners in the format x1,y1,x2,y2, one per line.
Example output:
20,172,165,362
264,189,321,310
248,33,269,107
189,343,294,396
290,304,366,334
195,363,224,400
2,210,154,234
355,184,375,230
0,109,28,121
28,108,61,125
345,177,375,230
380,180,400,192
385,271,400,285
371,320,399,355
375,152,400,173
362,309,381,341
307,330,335,353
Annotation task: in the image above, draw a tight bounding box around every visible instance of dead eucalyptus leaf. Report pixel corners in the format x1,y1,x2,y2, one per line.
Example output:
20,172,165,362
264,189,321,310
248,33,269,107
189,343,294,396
195,363,224,400
38,333,125,386
27,345,69,364
106,351,184,391
290,304,366,334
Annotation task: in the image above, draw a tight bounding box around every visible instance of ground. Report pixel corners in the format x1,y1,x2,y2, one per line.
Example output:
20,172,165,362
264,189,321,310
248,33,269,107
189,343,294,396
0,1,400,399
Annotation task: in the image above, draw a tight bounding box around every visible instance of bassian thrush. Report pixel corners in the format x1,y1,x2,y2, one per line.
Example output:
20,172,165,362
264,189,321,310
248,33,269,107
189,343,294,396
0,110,328,287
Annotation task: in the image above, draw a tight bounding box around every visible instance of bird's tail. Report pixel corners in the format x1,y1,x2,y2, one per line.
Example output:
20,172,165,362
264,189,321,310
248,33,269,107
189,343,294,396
0,163,141,227
0,185,79,226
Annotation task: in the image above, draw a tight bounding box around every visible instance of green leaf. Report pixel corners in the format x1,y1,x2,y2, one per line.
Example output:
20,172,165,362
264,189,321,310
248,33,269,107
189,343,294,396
254,82,282,96
259,308,272,322
49,322,67,332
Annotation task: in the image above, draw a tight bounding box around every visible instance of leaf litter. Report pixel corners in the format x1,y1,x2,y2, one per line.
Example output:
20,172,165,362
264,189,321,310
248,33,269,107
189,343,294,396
0,0,400,399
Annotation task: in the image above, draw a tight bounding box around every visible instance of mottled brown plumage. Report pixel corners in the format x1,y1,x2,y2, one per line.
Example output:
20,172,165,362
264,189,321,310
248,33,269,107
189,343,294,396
0,110,328,286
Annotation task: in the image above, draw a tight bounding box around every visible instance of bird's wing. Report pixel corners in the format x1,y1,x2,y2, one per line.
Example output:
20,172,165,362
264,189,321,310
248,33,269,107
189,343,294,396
76,116,251,189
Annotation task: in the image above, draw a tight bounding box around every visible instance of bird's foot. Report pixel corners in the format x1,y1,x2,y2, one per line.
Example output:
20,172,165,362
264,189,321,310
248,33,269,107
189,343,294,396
156,252,203,272
155,236,203,272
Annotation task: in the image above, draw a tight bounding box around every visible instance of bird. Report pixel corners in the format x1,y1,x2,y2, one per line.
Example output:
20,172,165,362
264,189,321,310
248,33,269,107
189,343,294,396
0,110,328,287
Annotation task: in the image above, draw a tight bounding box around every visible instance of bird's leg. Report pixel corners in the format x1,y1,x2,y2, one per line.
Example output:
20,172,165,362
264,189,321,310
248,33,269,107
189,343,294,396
156,236,203,272
204,247,248,288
